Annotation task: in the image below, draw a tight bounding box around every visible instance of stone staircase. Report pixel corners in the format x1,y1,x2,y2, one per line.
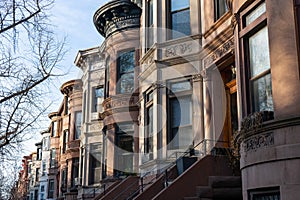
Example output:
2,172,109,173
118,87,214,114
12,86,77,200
184,176,242,200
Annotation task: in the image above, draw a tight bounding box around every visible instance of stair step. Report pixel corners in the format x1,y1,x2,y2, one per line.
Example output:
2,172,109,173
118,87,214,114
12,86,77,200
213,187,242,199
209,176,241,188
196,186,213,198
183,197,200,200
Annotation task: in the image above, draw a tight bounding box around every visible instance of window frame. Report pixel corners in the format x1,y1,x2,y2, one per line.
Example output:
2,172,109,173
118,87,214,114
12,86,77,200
168,0,191,40
48,179,55,198
62,130,69,153
144,90,154,160
92,86,104,113
74,111,82,140
214,0,229,22
239,0,273,115
117,49,136,94
248,187,280,200
105,56,110,98
146,0,154,49
167,79,193,150
51,121,57,137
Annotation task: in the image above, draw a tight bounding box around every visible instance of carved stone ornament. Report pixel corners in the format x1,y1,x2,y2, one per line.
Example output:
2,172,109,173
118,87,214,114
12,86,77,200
203,38,234,68
242,132,274,152
165,42,193,58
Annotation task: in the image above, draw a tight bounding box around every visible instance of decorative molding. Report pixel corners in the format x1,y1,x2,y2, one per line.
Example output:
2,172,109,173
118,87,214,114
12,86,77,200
203,38,234,68
192,74,203,82
94,0,142,38
164,42,193,58
231,13,239,31
242,132,274,152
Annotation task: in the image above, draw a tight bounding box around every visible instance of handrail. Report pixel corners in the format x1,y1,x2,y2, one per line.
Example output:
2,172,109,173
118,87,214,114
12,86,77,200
109,176,139,200
127,139,229,199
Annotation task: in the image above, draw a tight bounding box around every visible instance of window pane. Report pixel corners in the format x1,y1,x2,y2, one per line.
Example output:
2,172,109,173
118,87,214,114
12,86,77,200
171,81,191,93
75,112,82,139
119,51,135,73
246,2,266,26
148,0,154,25
171,0,189,11
252,73,273,112
119,72,135,93
95,87,104,98
118,51,135,94
215,0,228,21
171,9,191,39
249,26,270,77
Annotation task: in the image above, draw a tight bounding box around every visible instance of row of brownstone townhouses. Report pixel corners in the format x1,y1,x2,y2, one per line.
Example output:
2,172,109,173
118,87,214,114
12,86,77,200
15,0,300,199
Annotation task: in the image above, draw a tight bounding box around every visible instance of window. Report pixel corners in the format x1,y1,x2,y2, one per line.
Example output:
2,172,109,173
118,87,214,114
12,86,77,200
50,149,56,168
147,0,154,48
214,0,228,21
105,56,110,98
37,147,42,160
168,80,193,149
117,50,135,94
48,180,54,198
62,130,69,153
40,185,45,192
64,96,69,115
240,1,274,115
89,148,101,185
61,167,67,191
144,90,154,161
43,136,49,151
36,168,40,182
71,158,79,187
169,0,190,39
75,112,82,139
42,160,46,176
249,188,280,200
51,121,57,137
92,87,104,112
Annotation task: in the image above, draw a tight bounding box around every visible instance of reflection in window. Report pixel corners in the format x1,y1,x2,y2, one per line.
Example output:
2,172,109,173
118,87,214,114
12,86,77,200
75,112,82,139
51,121,57,137
147,0,154,48
249,26,273,112
168,80,193,149
170,0,190,39
214,0,228,21
93,87,104,112
117,51,135,94
245,2,266,26
145,91,154,161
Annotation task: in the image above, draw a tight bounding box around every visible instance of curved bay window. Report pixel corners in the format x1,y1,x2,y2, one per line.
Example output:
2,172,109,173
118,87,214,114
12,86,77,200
240,1,274,117
168,79,193,149
117,50,135,94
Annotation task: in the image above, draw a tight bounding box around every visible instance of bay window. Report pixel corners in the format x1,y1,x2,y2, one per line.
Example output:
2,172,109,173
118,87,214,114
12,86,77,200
117,50,135,94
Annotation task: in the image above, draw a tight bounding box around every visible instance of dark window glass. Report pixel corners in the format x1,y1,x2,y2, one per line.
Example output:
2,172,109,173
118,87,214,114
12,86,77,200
62,130,68,153
214,0,228,21
117,50,135,94
89,153,101,184
71,158,79,187
105,56,110,98
48,180,54,198
170,0,190,39
51,121,57,137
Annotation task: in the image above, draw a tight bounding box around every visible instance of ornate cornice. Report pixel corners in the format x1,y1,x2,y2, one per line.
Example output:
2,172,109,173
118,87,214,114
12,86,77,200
93,0,142,38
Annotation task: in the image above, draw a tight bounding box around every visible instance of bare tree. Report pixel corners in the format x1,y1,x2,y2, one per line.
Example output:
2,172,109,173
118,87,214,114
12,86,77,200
0,0,66,158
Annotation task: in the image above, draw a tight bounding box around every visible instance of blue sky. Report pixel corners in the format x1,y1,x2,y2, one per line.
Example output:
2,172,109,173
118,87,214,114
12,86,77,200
50,0,106,81
23,0,108,153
